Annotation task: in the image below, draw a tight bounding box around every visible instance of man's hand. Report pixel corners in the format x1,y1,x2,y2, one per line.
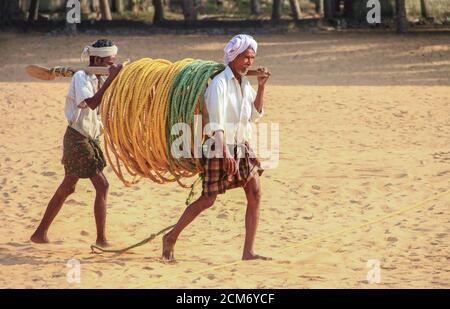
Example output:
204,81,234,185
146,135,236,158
256,66,270,87
108,63,123,79
86,63,123,110
223,146,239,176
212,130,238,176
224,149,238,176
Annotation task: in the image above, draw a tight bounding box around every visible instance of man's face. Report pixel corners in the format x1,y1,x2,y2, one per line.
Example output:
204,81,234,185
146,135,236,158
230,48,256,76
94,55,116,67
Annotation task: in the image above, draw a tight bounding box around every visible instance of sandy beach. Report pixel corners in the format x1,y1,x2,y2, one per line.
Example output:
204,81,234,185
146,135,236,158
0,31,449,288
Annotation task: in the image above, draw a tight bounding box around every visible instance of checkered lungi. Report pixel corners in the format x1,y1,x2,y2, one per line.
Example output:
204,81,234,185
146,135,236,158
62,126,106,179
201,142,263,196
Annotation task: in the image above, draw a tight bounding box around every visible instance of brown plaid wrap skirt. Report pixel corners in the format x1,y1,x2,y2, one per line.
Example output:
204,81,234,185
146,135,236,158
200,142,263,196
62,126,106,179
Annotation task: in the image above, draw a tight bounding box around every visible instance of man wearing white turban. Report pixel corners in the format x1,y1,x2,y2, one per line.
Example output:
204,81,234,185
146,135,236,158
31,39,122,247
223,33,258,66
163,34,271,261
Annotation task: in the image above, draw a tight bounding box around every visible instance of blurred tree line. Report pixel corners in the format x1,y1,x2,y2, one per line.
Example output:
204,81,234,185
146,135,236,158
0,1,446,33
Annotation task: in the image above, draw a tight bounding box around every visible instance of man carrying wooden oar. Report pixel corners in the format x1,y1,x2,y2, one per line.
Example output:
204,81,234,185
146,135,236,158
163,34,271,261
31,39,122,246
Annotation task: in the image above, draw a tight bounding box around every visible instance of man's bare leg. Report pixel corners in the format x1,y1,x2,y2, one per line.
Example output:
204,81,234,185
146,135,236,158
242,174,270,260
30,175,79,243
90,172,109,247
162,194,217,260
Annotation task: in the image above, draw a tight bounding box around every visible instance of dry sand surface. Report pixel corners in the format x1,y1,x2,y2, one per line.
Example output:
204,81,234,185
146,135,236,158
0,32,449,288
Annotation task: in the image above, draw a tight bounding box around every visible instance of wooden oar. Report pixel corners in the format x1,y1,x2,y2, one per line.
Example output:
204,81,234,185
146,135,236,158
25,64,269,81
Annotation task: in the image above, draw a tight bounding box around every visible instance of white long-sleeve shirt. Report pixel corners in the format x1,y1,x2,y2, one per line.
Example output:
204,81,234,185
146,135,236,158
64,71,105,140
204,66,263,145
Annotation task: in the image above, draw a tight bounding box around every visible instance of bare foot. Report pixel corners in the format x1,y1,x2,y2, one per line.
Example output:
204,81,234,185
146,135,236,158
162,233,176,261
30,232,49,244
95,239,110,247
242,253,272,261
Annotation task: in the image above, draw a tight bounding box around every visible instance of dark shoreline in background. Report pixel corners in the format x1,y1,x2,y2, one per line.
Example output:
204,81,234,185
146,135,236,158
2,18,450,36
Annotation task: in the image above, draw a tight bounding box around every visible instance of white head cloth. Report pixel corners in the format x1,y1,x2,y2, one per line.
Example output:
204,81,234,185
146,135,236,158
80,43,118,62
223,34,257,66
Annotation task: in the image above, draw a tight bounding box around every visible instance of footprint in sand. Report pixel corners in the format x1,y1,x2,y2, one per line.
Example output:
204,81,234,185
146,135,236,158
269,207,283,214
51,272,65,279
394,173,408,178
90,270,103,277
6,242,30,248
436,233,447,239
80,230,89,236
65,199,87,206
41,171,57,177
217,212,229,219
302,214,314,220
436,170,450,177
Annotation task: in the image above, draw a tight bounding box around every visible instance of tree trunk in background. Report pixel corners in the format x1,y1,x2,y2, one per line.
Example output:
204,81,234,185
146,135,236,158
343,0,353,19
272,0,283,22
116,0,125,13
80,0,91,14
153,0,165,23
100,0,112,20
0,0,18,26
323,0,334,21
168,0,177,12
28,0,39,22
251,0,261,16
395,0,408,33
112,0,125,13
127,0,134,10
288,0,301,21
420,0,428,19
314,0,321,14
181,0,197,24
20,0,29,12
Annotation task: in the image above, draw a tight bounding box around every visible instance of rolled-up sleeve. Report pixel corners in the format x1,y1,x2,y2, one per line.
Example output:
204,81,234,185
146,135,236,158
249,86,264,122
204,79,225,136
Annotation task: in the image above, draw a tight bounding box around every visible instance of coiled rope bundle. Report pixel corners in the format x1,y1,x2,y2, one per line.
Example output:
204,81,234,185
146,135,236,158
101,58,225,188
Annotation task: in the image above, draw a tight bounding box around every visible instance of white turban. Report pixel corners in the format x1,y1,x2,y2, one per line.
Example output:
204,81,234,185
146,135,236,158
223,34,258,66
80,44,118,62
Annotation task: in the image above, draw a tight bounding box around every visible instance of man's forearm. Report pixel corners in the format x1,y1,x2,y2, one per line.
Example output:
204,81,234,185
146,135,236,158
213,130,230,158
85,76,115,110
254,85,265,113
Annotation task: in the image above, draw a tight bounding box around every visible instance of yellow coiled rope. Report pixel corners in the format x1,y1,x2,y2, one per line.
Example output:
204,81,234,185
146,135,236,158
101,58,224,188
